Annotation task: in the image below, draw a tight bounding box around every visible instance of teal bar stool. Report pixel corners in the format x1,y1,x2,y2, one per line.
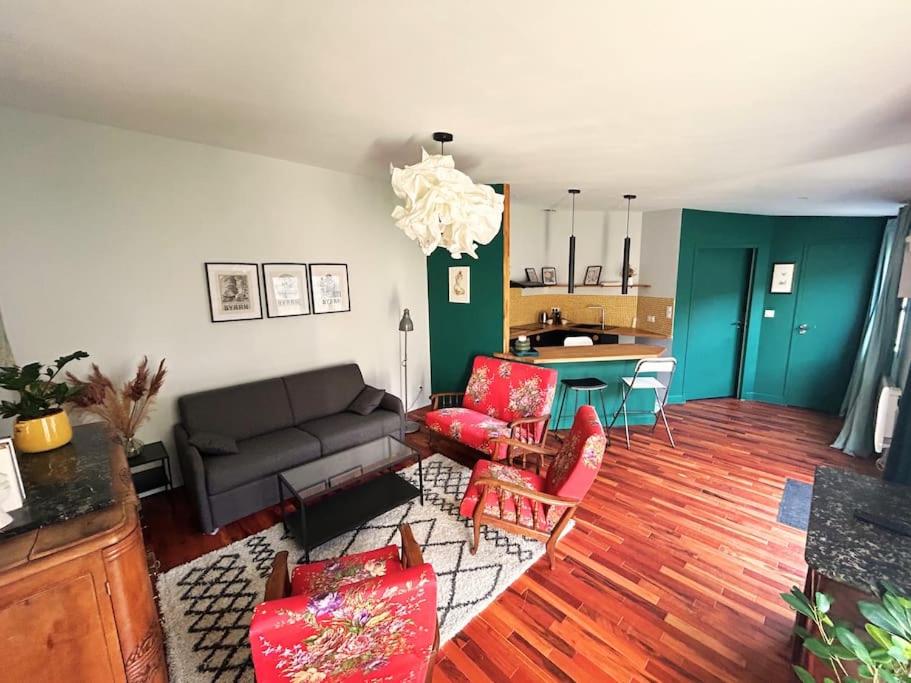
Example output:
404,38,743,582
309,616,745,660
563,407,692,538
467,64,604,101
608,357,678,449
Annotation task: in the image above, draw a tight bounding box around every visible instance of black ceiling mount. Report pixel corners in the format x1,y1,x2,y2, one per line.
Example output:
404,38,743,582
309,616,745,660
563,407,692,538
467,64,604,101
623,193,637,200
568,188,581,195
432,132,454,144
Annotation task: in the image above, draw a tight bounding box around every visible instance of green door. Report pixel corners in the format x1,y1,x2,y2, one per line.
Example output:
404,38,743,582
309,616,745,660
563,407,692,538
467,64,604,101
683,247,753,400
784,241,879,412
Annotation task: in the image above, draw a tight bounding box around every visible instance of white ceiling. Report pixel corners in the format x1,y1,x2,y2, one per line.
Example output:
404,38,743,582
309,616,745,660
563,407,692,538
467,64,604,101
1,1,909,215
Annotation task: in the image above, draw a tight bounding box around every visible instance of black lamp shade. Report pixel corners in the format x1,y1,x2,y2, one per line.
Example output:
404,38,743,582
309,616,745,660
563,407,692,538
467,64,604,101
398,308,414,332
621,236,631,294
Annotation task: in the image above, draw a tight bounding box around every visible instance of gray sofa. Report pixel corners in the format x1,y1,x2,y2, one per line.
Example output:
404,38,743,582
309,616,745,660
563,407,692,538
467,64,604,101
174,364,404,533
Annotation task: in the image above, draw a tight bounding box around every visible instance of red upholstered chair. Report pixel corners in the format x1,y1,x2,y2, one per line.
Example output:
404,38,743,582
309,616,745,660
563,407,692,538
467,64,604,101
250,525,439,683
458,405,607,568
426,355,558,461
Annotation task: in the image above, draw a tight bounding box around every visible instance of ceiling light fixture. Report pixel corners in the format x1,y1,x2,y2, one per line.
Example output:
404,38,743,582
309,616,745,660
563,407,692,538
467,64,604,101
390,132,504,259
567,189,581,294
621,194,636,294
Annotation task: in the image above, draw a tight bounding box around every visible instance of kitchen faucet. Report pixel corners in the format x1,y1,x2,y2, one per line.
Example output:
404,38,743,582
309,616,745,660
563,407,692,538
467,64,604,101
586,305,606,330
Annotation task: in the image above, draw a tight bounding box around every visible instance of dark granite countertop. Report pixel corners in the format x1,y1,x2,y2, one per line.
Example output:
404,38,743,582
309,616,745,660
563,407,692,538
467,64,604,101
0,423,115,540
806,466,911,595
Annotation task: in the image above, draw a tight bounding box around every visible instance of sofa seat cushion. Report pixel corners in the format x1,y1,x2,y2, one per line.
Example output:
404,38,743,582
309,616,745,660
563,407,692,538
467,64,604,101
299,409,401,455
425,407,511,458
205,428,322,495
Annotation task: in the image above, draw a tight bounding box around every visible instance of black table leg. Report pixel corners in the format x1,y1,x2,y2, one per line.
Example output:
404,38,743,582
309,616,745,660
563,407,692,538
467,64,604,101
417,452,424,505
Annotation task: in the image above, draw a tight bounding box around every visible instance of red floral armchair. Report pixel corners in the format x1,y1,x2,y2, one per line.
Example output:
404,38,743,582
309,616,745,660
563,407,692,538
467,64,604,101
250,525,438,683
426,355,558,460
458,405,607,568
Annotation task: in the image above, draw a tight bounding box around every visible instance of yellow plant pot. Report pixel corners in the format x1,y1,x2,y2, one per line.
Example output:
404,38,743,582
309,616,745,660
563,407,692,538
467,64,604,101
13,410,73,453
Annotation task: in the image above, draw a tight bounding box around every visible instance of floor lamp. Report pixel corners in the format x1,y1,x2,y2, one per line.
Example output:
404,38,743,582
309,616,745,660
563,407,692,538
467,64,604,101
399,308,420,434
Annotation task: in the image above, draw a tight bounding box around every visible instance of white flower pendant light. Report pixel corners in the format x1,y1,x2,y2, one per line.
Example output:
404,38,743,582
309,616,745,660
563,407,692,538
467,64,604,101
390,132,504,259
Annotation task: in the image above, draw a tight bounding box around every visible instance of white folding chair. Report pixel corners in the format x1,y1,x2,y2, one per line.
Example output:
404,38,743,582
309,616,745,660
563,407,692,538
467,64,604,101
563,336,594,346
608,357,677,449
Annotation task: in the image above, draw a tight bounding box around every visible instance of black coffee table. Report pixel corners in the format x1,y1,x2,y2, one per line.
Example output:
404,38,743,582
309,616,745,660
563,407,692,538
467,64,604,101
278,435,423,561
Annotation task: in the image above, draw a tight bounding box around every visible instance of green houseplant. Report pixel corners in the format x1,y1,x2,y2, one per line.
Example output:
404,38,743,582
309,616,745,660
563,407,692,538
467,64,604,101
782,582,911,682
0,351,88,452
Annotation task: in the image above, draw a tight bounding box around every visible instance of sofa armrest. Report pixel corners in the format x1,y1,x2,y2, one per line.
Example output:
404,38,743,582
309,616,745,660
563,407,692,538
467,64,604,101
173,424,216,533
380,391,404,418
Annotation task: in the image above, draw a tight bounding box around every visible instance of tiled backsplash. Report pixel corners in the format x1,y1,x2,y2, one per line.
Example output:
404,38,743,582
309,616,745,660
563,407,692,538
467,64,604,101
509,289,674,337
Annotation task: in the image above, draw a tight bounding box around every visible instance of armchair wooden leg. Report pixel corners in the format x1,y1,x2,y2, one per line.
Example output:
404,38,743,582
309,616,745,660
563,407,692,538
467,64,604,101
544,508,577,570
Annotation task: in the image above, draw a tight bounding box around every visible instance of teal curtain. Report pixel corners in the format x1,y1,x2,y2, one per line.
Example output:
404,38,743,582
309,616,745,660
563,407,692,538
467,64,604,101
832,207,910,456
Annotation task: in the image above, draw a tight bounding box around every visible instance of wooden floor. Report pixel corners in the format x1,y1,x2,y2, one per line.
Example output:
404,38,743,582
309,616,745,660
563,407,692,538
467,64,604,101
141,399,876,682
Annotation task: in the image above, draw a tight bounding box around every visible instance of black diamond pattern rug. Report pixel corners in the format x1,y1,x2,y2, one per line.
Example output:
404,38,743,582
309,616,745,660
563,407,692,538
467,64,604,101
157,454,549,682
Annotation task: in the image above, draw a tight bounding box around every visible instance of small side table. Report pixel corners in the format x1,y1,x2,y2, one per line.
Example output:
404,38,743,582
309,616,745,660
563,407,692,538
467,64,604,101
129,441,172,498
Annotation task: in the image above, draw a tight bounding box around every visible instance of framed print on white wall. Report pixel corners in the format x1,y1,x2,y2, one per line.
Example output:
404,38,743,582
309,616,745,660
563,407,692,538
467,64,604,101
205,262,263,322
448,266,470,304
310,263,351,314
263,263,310,317
770,262,795,294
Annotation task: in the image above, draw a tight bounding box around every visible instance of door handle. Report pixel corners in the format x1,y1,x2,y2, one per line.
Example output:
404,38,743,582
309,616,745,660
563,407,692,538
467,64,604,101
797,323,809,335
731,321,743,327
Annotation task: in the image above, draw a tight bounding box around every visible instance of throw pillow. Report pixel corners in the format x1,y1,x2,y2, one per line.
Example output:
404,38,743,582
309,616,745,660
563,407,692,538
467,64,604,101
189,431,239,455
348,385,386,416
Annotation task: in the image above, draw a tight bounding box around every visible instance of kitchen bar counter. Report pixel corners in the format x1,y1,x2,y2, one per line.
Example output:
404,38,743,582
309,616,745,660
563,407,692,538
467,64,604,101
495,343,664,365
509,323,669,340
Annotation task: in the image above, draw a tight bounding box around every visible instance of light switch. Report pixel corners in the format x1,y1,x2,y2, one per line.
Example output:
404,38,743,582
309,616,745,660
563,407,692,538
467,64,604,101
764,309,775,318
646,315,656,323
666,306,673,319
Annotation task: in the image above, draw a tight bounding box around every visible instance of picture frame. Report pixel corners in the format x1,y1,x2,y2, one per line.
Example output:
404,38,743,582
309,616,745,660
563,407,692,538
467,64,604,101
770,262,796,294
310,263,351,314
541,267,557,285
583,265,602,286
449,266,470,304
0,437,25,513
205,263,263,323
263,263,310,317
525,267,541,284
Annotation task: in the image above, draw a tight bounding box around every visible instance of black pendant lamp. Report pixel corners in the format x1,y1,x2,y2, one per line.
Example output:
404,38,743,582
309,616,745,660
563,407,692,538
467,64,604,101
621,193,636,294
567,189,580,293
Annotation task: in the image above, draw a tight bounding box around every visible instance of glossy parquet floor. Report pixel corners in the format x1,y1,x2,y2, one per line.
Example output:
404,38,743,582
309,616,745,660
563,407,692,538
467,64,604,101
142,399,876,682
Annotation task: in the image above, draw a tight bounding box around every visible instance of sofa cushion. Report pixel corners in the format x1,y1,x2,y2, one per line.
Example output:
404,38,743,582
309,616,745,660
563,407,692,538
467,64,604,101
348,385,386,416
189,431,239,455
298,410,401,455
283,364,366,424
179,378,294,441
425,407,510,458
205,428,321,494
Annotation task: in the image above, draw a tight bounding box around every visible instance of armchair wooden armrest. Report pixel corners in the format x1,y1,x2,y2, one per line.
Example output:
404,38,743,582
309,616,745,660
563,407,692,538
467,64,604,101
399,523,424,569
507,414,551,443
430,392,464,410
490,434,557,473
264,551,291,602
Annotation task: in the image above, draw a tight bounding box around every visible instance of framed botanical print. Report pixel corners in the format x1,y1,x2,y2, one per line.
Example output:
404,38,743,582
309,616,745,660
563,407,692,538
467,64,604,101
263,263,310,317
583,265,602,286
449,266,470,304
205,263,263,322
525,267,540,283
541,267,557,285
770,262,795,294
0,437,25,513
310,263,351,314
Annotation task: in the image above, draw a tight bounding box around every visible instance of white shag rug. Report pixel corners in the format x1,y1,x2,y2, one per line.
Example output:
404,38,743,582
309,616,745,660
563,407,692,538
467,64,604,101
157,453,552,682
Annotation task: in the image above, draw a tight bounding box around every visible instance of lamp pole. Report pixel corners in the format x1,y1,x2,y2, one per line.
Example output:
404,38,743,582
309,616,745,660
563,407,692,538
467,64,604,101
399,308,420,434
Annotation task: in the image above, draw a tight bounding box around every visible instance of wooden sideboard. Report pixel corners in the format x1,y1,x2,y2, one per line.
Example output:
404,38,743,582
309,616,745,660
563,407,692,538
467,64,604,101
0,428,167,682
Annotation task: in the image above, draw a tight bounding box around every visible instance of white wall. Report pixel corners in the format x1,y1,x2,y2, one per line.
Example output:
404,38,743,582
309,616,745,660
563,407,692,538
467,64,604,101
638,209,682,298
510,201,642,286
0,107,430,485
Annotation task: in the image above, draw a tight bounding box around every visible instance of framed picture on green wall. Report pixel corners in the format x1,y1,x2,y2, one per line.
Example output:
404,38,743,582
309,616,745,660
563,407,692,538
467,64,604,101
448,266,470,304
770,262,795,294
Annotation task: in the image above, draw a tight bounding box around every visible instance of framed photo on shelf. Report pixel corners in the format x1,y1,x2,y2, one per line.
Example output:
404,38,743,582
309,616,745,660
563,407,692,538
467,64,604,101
205,262,263,322
262,263,310,317
770,262,795,294
0,437,25,513
310,263,351,314
541,267,557,285
583,265,602,286
525,267,540,284
449,266,470,304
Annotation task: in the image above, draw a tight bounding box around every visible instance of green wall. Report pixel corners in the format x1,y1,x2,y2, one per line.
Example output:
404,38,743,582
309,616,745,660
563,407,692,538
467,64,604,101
671,209,887,409
427,184,505,392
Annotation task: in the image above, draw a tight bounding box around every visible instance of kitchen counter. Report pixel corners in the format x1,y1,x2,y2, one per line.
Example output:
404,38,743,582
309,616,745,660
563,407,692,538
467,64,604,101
509,323,669,340
495,343,665,365
806,466,911,594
